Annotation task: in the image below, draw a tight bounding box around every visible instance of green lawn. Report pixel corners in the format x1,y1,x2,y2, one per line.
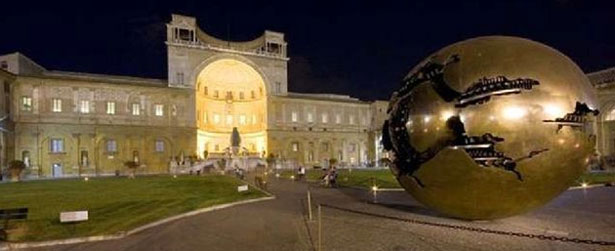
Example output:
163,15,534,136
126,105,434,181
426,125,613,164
0,175,265,242
578,171,615,185
279,168,401,189
279,168,615,189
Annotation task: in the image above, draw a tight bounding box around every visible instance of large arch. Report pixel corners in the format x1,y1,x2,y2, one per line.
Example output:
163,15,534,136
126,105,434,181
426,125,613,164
195,57,268,157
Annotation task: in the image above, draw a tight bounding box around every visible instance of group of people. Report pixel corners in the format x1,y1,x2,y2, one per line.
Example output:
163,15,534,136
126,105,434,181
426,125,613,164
294,165,338,187
321,166,338,187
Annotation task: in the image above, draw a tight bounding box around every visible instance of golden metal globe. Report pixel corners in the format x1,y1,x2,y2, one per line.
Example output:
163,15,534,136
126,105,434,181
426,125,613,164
383,36,598,220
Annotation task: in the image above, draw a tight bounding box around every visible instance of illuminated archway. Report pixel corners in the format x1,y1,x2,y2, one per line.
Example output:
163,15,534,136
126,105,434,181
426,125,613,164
195,59,267,157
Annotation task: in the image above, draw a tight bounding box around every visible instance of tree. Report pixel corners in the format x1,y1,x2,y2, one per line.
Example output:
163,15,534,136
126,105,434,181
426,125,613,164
217,158,227,170
8,160,26,182
266,153,277,169
328,158,338,168
124,161,139,179
379,157,392,167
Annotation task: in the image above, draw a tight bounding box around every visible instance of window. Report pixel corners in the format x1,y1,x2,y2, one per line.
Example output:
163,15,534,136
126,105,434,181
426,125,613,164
176,72,184,85
214,90,219,98
50,139,64,153
106,140,117,153
240,115,246,125
215,144,220,151
22,151,30,167
0,61,7,70
155,140,165,152
226,115,233,125
177,28,194,41
292,142,299,152
80,100,90,113
132,103,140,115
291,111,298,122
606,109,615,121
204,86,208,95
155,104,164,116
52,98,62,112
22,96,32,111
106,101,115,115
203,111,208,123
213,113,220,124
80,151,89,166
133,150,140,163
321,142,329,152
251,90,255,99
322,113,328,123
349,115,355,124
239,92,244,100
335,114,341,124
307,112,314,123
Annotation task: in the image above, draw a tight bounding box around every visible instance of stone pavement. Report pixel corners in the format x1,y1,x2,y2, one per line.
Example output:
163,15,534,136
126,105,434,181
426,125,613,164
28,175,615,251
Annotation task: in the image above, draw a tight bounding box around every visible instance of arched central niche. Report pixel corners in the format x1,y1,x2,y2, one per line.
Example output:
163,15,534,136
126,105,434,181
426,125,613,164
196,59,267,157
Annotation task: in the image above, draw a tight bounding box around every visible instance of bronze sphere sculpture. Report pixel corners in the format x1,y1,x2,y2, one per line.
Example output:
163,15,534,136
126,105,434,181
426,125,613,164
383,36,599,220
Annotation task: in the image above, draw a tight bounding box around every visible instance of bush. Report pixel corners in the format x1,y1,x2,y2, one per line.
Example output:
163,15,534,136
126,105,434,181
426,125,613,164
8,160,26,182
124,161,139,178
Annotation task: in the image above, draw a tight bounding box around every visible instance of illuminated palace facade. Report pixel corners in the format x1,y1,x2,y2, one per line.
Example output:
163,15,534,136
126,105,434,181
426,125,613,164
0,14,389,178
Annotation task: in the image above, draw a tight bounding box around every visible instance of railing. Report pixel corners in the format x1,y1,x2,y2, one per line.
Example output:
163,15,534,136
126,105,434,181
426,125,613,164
168,39,286,59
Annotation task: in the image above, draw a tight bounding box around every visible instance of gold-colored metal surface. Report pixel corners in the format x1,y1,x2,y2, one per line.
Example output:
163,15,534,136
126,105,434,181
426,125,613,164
384,36,598,220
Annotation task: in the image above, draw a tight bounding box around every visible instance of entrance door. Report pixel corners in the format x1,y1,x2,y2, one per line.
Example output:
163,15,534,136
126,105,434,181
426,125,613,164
52,163,63,177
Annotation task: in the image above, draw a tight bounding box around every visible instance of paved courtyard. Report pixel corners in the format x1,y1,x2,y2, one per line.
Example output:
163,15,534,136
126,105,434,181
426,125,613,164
29,175,615,251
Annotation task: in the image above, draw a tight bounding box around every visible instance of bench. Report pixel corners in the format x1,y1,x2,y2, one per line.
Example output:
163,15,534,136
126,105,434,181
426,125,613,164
0,208,28,241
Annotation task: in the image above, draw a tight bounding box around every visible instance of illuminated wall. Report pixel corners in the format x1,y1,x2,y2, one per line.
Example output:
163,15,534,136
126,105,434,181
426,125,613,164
195,59,267,156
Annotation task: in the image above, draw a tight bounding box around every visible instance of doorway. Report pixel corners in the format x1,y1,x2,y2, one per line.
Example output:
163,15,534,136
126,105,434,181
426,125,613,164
52,163,63,177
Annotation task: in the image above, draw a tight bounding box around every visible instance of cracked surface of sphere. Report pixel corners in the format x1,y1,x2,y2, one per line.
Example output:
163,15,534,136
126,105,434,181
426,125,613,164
383,36,598,220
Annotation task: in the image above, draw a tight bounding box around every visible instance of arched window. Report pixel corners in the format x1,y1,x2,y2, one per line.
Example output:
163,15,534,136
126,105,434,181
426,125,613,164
22,151,30,168
81,150,89,167
606,109,615,121
133,150,140,164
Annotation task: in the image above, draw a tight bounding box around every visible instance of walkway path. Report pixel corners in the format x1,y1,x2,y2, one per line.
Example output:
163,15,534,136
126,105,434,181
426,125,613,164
30,175,615,251
32,175,313,251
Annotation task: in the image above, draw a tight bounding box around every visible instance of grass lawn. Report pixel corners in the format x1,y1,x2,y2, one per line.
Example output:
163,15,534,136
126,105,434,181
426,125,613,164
0,175,265,242
279,168,615,189
578,171,615,185
279,168,400,189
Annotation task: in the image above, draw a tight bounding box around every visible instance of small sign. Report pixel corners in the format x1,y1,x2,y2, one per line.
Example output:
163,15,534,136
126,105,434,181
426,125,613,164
60,211,88,223
237,185,249,192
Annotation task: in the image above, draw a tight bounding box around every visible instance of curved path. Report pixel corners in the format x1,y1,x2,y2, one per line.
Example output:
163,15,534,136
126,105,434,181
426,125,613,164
29,175,615,251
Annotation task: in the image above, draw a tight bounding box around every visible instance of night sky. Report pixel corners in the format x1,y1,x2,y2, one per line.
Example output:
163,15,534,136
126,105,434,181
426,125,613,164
1,1,614,100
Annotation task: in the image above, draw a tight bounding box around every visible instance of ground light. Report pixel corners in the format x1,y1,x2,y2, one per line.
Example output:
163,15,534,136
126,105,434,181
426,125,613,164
371,185,379,203
173,175,177,178
84,177,89,182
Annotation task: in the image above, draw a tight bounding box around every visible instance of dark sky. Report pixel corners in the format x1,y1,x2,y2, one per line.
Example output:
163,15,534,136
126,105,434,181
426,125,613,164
1,0,614,100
